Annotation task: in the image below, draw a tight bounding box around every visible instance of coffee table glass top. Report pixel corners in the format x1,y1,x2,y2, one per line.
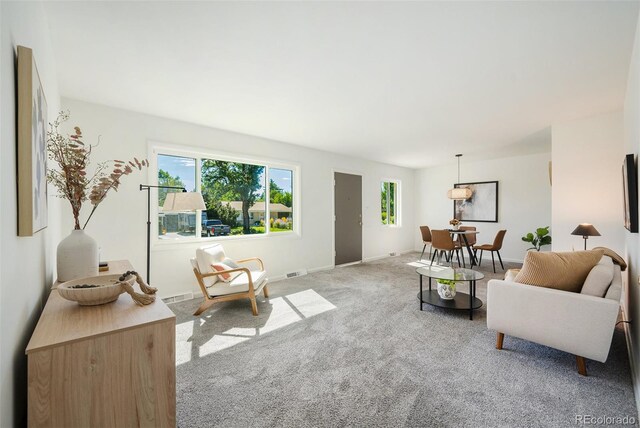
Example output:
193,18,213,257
416,266,484,281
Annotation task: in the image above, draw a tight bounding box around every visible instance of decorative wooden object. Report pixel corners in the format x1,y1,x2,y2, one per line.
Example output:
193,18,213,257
26,260,176,427
52,259,131,290
57,274,128,305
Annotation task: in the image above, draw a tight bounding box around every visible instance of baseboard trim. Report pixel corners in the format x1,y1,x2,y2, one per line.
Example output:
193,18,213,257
621,306,640,416
364,249,414,263
308,265,334,274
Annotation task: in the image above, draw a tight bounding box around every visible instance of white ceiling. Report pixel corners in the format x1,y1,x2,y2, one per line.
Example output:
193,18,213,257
44,1,639,168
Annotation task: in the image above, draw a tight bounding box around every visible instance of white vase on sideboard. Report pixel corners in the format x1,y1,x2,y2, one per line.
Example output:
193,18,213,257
57,229,99,282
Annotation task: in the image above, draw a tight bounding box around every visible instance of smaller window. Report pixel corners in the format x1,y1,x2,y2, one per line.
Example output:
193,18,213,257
269,168,294,232
158,154,196,240
381,181,397,225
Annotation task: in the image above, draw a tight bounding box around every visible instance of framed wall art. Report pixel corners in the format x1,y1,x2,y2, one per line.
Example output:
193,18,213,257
453,181,498,223
623,154,638,233
17,45,48,236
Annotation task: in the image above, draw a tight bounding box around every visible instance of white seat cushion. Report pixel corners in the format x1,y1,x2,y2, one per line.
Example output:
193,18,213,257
207,270,267,296
196,244,227,287
581,256,614,297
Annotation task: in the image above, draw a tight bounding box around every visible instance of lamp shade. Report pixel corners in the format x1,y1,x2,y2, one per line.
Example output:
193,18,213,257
162,192,206,212
571,223,601,237
447,187,473,200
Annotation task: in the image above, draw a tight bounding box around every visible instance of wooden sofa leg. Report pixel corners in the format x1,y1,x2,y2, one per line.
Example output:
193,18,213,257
496,332,504,350
576,356,587,376
263,285,270,298
193,300,215,316
250,297,258,316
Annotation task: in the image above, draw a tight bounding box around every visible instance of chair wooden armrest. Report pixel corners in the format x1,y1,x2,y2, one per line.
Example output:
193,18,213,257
236,257,265,271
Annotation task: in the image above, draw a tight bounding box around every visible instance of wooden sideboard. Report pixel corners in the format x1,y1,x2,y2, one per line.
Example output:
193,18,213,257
26,261,176,427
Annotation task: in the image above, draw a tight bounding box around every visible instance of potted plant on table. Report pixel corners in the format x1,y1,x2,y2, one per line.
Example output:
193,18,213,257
521,226,552,251
449,218,461,230
47,111,147,281
436,278,458,300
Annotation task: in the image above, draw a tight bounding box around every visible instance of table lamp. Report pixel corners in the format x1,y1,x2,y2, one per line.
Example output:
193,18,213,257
571,223,601,251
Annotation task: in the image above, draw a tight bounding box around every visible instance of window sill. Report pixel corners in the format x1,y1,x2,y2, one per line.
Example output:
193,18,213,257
152,230,301,250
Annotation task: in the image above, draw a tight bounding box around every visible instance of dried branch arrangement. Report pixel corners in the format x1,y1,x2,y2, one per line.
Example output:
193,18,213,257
46,111,148,230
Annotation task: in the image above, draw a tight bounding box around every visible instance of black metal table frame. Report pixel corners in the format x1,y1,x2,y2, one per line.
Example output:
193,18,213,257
449,230,479,268
419,273,480,320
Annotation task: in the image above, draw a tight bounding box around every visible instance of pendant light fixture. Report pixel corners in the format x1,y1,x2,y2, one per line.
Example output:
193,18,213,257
447,154,473,200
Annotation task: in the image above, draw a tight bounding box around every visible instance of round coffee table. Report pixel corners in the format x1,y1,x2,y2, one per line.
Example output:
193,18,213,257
416,266,484,320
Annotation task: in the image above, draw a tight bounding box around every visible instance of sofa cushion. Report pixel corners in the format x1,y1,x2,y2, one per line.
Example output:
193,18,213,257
605,264,622,301
514,250,604,293
581,256,614,297
196,244,227,287
504,269,520,282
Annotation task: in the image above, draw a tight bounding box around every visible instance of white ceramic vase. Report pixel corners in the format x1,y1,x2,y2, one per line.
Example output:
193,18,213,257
57,229,99,282
437,281,457,300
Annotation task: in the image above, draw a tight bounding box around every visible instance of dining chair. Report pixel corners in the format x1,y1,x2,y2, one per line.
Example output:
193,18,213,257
419,226,432,261
473,229,507,273
430,230,462,267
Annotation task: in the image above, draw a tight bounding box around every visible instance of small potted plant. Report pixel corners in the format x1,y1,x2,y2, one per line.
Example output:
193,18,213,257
522,226,552,251
437,278,457,300
449,218,461,230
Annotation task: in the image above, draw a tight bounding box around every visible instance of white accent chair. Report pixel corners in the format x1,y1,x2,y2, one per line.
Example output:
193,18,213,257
487,263,622,376
191,244,269,316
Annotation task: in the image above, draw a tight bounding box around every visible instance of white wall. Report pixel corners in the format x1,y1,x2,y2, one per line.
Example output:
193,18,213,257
0,2,61,426
551,111,625,253
60,98,416,298
623,9,640,415
414,152,552,263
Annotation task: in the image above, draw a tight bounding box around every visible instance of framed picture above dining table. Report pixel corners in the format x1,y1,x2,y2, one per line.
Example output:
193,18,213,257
453,181,498,223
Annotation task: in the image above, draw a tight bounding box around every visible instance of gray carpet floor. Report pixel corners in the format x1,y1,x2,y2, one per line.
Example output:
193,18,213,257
170,252,638,427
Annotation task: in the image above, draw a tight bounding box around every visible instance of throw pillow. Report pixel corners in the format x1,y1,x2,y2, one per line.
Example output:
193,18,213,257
211,263,241,282
514,249,604,293
581,256,614,297
222,257,240,269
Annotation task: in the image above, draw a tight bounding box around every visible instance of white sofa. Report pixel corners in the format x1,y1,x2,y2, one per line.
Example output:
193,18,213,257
487,260,622,375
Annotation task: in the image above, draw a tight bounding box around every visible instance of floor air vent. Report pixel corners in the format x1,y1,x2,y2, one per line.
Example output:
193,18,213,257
389,252,398,257
162,292,193,304
286,269,308,279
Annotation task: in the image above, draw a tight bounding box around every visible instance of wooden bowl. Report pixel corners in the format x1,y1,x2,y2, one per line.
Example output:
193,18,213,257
58,274,130,306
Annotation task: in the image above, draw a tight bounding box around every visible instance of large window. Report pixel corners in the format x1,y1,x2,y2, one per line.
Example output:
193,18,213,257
155,148,296,240
201,159,266,236
381,181,398,225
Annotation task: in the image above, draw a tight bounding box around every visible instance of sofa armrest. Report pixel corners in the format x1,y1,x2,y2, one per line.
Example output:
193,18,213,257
487,279,620,362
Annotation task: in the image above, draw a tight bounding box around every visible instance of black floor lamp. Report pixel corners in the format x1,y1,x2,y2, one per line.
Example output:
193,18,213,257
140,184,206,284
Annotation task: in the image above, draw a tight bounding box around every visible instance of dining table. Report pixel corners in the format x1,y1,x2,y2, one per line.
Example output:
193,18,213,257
448,229,479,267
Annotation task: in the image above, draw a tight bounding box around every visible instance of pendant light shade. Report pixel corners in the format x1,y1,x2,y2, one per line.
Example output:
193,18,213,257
448,154,472,200
447,187,473,200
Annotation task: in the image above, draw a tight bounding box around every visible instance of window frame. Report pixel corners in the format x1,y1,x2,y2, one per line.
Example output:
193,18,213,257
149,142,301,247
381,179,401,227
